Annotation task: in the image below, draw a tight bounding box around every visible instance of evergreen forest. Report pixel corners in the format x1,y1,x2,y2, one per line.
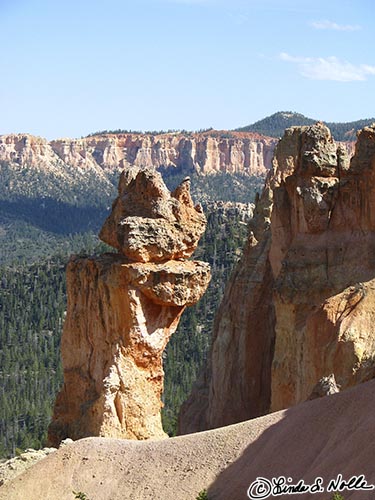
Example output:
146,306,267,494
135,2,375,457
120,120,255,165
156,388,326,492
237,111,375,141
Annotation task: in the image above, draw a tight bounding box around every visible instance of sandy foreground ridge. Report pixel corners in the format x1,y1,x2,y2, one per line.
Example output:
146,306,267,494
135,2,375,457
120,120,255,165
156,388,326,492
1,379,374,500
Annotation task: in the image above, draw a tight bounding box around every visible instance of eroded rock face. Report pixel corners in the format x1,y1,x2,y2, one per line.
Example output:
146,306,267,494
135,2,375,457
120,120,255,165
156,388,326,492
49,169,210,446
99,168,206,262
0,131,277,179
179,123,375,433
0,446,58,487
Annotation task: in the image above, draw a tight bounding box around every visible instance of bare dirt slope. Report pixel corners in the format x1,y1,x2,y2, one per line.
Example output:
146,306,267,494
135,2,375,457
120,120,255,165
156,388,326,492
2,379,375,500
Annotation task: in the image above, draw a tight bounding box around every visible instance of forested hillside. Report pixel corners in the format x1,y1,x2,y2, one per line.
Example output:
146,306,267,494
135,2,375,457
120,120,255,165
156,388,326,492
0,155,115,265
0,258,65,456
0,166,262,265
237,111,375,141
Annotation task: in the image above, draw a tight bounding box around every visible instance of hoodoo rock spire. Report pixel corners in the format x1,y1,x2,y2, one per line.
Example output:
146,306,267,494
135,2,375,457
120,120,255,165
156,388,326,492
48,167,210,446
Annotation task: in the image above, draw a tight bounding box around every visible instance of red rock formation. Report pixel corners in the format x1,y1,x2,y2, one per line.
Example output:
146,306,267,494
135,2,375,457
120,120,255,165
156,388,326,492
179,122,375,433
48,168,210,446
99,168,206,262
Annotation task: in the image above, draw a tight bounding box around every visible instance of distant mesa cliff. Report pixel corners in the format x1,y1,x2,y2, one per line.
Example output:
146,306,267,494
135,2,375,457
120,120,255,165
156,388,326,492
179,121,375,434
0,130,277,178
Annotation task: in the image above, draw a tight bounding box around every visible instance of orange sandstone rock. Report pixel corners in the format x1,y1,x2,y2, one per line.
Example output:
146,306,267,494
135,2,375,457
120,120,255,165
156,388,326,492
179,123,375,433
49,169,210,446
99,168,206,262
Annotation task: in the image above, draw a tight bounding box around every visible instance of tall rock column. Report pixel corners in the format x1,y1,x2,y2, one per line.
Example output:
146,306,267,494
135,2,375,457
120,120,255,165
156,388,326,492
179,123,375,434
48,167,210,447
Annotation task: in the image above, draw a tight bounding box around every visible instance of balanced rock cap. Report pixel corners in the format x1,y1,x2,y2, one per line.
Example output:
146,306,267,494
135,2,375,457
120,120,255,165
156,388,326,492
99,166,206,263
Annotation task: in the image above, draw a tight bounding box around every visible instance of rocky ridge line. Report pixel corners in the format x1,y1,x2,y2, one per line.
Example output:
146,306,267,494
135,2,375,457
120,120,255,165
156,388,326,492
0,131,277,178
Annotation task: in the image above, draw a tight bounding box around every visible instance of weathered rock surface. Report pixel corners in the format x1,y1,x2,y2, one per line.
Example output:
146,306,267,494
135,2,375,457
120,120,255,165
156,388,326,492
0,441,72,487
0,130,277,179
179,122,375,433
100,168,206,262
49,169,210,446
0,447,56,488
308,374,340,400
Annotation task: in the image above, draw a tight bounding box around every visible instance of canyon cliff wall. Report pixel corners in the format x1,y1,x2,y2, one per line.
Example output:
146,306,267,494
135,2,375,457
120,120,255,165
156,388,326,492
179,122,375,433
0,131,277,177
48,168,210,446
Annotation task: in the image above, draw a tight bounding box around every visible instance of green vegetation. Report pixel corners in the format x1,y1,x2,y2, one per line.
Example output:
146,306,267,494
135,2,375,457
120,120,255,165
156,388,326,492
237,111,316,137
236,111,375,141
0,157,115,265
0,161,116,207
163,170,264,205
85,127,214,137
196,489,209,500
0,237,110,457
0,257,65,456
1,115,372,465
326,119,374,141
330,493,345,500
86,128,178,137
0,220,105,266
73,492,89,500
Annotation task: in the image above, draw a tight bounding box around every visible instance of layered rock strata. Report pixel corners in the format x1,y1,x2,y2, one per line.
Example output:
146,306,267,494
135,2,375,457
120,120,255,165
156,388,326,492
179,122,375,433
48,168,210,446
0,131,277,178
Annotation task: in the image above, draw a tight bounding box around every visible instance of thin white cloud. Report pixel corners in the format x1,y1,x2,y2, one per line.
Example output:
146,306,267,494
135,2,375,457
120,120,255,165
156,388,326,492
310,19,361,31
280,52,375,82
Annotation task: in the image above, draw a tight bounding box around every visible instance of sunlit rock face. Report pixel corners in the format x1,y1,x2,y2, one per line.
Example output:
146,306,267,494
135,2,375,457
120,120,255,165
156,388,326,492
48,168,210,446
99,167,206,262
179,123,375,434
0,131,277,177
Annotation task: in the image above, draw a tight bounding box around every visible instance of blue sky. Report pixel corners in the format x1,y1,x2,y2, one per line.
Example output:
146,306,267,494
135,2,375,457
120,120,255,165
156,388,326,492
0,0,373,138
